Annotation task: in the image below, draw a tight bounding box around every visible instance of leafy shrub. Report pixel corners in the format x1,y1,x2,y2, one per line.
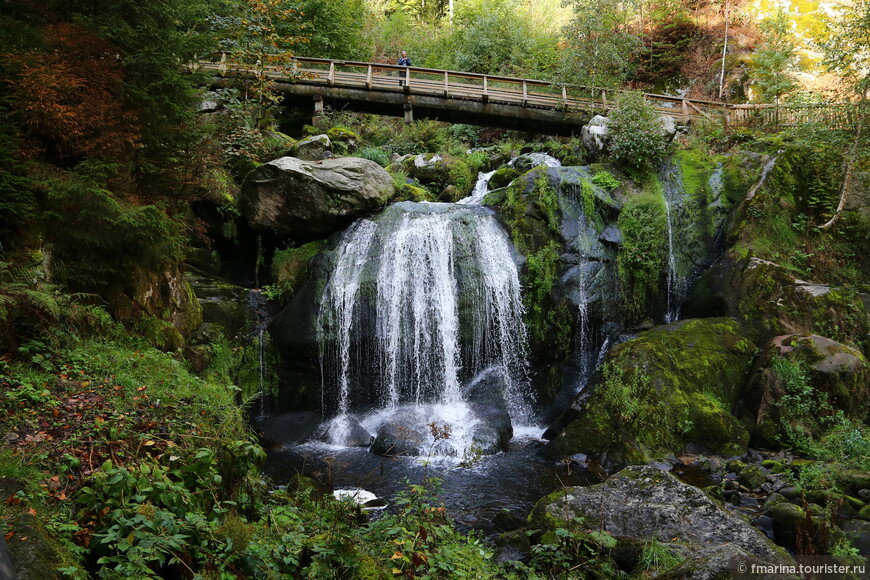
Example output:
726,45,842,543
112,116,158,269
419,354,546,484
591,170,620,190
616,187,667,322
608,93,673,172
401,120,448,153
354,147,391,167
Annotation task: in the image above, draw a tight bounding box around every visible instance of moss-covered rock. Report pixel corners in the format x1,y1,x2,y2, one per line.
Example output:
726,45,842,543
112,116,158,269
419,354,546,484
744,334,869,449
107,262,202,349
527,466,792,571
399,153,475,199
545,318,756,464
267,241,326,304
326,126,358,146
488,166,521,189
685,256,869,349
185,266,250,339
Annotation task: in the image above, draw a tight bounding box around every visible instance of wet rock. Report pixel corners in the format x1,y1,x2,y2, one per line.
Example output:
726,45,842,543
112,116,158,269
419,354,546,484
768,502,805,551
746,334,869,448
291,134,331,160
528,466,793,572
370,410,428,457
545,318,755,465
598,225,622,246
240,156,397,241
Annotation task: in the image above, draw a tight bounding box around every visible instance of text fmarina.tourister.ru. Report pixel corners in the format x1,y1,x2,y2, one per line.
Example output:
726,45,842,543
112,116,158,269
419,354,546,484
744,563,866,575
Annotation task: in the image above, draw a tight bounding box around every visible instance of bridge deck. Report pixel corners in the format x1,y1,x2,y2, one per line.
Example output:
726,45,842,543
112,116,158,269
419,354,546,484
198,55,853,133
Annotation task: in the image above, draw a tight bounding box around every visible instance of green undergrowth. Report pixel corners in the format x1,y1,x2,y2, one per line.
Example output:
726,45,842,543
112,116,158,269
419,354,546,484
0,298,611,579
263,240,326,304
732,125,870,286
616,180,667,325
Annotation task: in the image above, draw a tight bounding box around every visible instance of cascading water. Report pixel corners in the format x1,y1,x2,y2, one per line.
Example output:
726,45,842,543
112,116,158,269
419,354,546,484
457,169,496,205
316,202,533,456
663,194,682,324
247,289,274,421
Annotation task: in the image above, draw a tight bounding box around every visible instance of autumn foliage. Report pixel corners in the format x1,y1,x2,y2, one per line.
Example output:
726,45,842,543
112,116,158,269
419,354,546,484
5,23,141,161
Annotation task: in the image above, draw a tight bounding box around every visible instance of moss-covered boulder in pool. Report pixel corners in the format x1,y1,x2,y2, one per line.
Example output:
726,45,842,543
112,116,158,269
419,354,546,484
545,318,756,465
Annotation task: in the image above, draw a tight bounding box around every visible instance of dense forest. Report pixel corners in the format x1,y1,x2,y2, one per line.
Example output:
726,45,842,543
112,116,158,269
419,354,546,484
1,0,870,578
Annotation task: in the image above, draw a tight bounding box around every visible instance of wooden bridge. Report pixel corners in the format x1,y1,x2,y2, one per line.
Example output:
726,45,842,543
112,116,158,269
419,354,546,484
198,54,853,134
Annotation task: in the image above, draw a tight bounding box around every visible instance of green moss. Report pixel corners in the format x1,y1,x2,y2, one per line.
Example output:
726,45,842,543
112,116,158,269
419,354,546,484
547,318,755,462
617,183,667,324
264,240,326,303
580,179,596,223
327,126,359,143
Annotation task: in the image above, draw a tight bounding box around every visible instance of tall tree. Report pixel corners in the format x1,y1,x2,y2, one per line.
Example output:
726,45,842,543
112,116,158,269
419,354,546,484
561,0,640,88
751,8,798,103
817,0,870,229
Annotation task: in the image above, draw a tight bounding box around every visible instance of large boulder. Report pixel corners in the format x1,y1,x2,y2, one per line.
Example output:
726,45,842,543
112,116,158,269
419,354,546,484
545,318,756,466
684,256,869,348
398,153,475,201
290,134,331,160
581,115,611,157
745,334,870,448
526,466,794,576
240,156,397,241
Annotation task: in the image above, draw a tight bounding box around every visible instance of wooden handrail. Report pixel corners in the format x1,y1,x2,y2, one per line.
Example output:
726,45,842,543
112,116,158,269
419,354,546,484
201,52,855,131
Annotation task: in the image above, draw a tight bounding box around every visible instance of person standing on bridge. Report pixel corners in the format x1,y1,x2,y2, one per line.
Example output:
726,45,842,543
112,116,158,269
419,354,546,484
398,51,411,86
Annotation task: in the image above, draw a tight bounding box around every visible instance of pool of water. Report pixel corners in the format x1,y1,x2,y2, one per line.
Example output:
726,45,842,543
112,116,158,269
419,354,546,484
262,430,603,537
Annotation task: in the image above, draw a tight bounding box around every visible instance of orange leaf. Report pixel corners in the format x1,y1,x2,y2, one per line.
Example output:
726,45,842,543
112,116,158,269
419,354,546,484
28,508,37,516
4,531,14,541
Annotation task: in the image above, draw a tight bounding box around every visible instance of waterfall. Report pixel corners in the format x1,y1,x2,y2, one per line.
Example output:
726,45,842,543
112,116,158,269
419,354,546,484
745,155,778,201
509,152,562,168
317,219,378,417
375,211,462,407
247,289,274,421
316,202,533,451
663,194,681,324
457,169,496,205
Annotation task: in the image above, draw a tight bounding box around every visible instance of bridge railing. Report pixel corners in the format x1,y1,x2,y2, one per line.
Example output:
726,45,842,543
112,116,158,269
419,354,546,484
200,53,853,131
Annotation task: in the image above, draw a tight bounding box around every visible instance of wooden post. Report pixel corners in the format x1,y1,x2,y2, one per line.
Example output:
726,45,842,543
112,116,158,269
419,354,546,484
601,90,607,106
404,103,413,123
482,76,489,104
219,52,227,75
403,67,411,93
328,62,335,86
366,65,372,89
444,71,449,97
522,81,528,106
313,96,324,125
562,86,568,109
